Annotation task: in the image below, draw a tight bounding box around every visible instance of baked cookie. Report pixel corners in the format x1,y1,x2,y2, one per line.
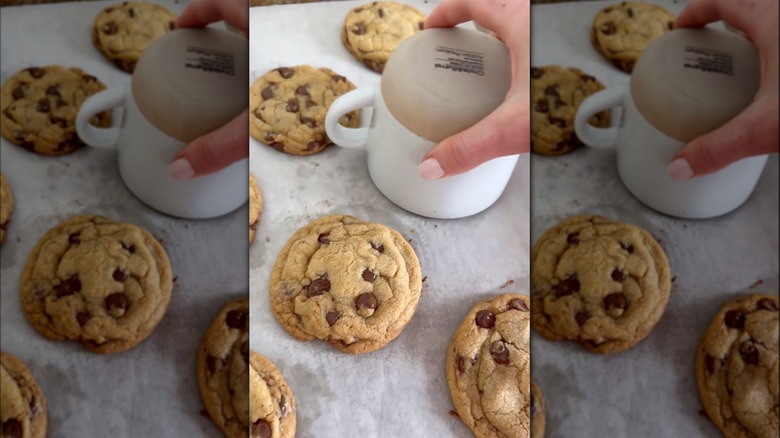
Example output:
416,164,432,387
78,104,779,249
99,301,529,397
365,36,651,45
249,173,263,245
1,65,111,156
531,215,671,354
269,214,422,354
530,65,610,156
92,1,177,73
446,294,531,438
0,351,47,438
696,294,779,438
197,297,250,438
250,352,296,438
531,380,545,438
341,2,426,73
250,66,360,156
19,215,173,354
0,173,12,245
591,2,675,73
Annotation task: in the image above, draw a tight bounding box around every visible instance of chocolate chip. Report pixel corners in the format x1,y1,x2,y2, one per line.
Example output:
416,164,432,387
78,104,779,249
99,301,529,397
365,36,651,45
206,354,217,374
307,275,330,297
418,22,424,31
11,85,26,100
352,23,366,35
301,117,317,128
620,242,634,253
371,242,384,253
626,8,633,17
269,142,285,152
112,269,127,282
739,340,759,365
667,21,673,30
169,21,175,31
601,23,615,35
531,67,543,79
757,298,778,311
128,7,134,17
261,86,274,99
581,74,596,82
241,340,249,363
611,269,626,282
567,232,579,244
326,311,341,325
356,293,378,310
603,292,628,317
490,341,510,364
51,117,69,129
555,274,580,297
252,419,271,438
77,311,92,326
331,75,346,83
68,232,81,244
549,117,566,128
103,22,117,35
555,99,567,109
544,84,559,97
56,99,67,108
535,99,548,113
377,8,384,17
286,99,299,113
575,311,590,326
724,310,745,329
226,309,248,330
296,85,310,96
122,242,135,253
555,141,570,151
276,67,294,79
475,310,495,329
2,419,22,438
56,275,81,298
362,269,376,282
705,354,715,374
457,355,465,374
105,292,129,311
82,74,97,83
20,141,36,152
27,67,45,78
508,298,529,312
317,233,330,244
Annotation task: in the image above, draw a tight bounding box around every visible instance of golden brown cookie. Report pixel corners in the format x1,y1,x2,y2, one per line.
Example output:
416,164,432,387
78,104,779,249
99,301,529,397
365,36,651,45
0,351,47,438
249,66,360,156
446,294,531,438
269,214,422,354
531,215,671,354
250,352,296,438
341,1,426,73
696,293,779,438
531,380,545,438
0,173,13,245
19,215,173,354
249,173,263,245
530,65,610,156
1,65,111,156
197,297,250,438
92,1,177,73
591,2,675,73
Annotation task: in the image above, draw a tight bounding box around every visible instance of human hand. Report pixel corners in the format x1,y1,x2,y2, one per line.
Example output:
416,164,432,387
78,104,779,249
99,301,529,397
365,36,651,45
168,0,249,180
668,0,778,180
419,0,530,180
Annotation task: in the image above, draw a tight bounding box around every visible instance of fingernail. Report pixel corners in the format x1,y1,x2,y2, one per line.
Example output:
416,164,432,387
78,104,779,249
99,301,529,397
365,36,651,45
418,158,445,180
169,158,195,180
668,158,694,180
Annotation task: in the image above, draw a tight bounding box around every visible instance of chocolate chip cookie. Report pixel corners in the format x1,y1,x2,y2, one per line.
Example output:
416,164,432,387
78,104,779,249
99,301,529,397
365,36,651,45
250,352,296,438
446,294,531,438
19,215,173,354
531,215,671,354
591,2,675,73
1,66,111,156
0,173,12,245
249,173,263,245
249,66,360,156
696,293,779,438
197,297,250,438
92,1,177,73
341,2,426,73
269,214,422,354
531,380,545,438
530,65,610,156
1,351,47,438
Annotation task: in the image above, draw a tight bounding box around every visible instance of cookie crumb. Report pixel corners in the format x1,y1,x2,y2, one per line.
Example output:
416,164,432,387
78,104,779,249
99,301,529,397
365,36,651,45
500,278,515,289
422,276,427,283
749,279,764,289
671,276,677,283
449,410,459,417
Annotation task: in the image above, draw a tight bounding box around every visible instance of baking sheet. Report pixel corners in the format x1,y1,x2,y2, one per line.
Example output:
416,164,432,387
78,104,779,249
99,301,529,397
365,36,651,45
248,1,531,436
0,1,249,436
530,1,779,436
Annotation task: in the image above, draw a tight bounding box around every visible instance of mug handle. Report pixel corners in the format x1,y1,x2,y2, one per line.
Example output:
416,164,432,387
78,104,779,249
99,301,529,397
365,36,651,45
325,86,374,149
574,86,625,149
75,88,125,149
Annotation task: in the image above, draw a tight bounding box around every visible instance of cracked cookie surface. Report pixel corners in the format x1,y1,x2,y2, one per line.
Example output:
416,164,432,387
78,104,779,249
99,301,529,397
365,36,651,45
341,1,426,73
1,66,110,156
1,351,46,438
0,173,12,245
250,352,296,438
92,1,177,73
591,2,675,73
530,65,609,156
249,66,360,156
269,214,422,354
197,297,250,438
531,380,545,438
531,215,671,354
19,215,173,354
696,293,779,438
446,294,531,438
249,173,263,245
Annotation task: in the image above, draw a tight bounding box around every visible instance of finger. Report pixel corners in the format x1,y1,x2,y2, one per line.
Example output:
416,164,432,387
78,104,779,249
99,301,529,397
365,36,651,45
176,0,249,33
419,97,529,179
669,98,778,179
170,110,249,179
426,0,527,38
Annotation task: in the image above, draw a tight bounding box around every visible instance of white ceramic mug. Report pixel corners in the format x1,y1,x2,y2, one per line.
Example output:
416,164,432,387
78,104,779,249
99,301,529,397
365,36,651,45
325,85,519,219
574,86,768,219
76,87,247,219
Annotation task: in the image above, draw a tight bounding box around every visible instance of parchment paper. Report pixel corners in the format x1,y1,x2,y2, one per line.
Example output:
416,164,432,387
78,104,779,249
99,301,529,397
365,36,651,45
0,2,249,436
530,1,779,437
248,1,530,437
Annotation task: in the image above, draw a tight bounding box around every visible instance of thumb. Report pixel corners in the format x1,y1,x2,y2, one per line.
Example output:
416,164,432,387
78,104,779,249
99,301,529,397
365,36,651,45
418,97,529,179
669,98,778,179
169,110,249,179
